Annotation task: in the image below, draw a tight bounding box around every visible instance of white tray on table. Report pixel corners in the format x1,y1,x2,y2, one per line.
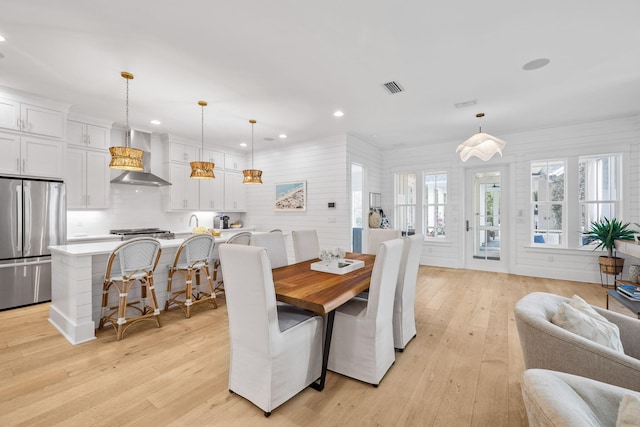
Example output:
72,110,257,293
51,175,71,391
310,259,365,275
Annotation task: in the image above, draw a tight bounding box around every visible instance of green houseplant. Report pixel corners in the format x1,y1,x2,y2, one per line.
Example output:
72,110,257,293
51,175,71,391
584,217,637,275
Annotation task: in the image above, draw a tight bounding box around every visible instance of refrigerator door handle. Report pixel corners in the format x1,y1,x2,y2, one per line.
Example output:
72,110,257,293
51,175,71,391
16,184,22,253
23,183,31,256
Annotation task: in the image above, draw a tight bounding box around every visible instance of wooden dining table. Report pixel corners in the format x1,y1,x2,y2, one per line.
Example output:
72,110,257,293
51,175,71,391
272,252,376,391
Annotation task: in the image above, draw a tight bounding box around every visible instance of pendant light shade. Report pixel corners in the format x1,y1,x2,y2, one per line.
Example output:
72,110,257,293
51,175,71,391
109,72,144,171
190,100,215,179
243,119,263,184
456,113,506,162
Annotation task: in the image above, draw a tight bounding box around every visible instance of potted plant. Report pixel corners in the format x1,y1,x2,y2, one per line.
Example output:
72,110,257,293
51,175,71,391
584,217,637,275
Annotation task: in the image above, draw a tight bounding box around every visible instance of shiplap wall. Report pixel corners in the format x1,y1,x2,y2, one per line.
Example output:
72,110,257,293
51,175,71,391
382,114,640,283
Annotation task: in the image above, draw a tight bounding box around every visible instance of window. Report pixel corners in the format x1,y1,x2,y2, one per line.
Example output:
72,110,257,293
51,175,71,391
579,154,620,245
394,173,416,233
424,172,447,238
531,160,565,245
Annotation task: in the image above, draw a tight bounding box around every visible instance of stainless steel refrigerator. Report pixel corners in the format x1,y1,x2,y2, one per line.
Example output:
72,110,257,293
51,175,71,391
0,177,66,310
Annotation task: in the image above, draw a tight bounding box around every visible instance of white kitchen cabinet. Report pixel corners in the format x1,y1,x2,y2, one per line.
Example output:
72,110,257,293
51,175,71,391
164,163,199,210
67,120,110,150
224,153,247,171
0,95,66,138
169,142,198,163
0,131,63,178
224,171,247,211
0,98,20,131
66,147,110,209
202,148,225,168
200,173,224,211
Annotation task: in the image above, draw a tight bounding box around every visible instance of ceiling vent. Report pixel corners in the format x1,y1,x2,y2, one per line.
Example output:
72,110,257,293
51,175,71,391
383,81,403,94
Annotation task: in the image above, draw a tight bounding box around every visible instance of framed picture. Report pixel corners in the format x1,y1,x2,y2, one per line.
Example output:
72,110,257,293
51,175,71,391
275,181,307,211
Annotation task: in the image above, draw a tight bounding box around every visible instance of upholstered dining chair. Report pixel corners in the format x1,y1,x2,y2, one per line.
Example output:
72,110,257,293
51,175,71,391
291,229,320,263
99,237,162,340
218,244,323,417
393,234,423,351
165,233,217,318
328,239,404,386
250,231,289,268
366,228,401,255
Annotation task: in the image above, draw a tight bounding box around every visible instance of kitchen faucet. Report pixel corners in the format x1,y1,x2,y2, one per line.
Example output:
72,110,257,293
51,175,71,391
189,214,199,228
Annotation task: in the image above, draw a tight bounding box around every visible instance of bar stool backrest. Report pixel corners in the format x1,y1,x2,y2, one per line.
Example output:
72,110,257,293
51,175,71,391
106,238,162,280
174,234,215,268
225,232,251,245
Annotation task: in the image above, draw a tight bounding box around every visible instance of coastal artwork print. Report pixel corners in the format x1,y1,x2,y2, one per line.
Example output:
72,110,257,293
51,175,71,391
275,181,307,211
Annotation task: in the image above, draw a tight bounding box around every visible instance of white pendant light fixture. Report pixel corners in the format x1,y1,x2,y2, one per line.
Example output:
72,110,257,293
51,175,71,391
456,113,506,162
109,71,144,171
242,119,263,184
189,100,215,179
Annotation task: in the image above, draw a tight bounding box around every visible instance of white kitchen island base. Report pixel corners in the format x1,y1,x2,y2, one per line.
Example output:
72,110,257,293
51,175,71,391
48,238,221,345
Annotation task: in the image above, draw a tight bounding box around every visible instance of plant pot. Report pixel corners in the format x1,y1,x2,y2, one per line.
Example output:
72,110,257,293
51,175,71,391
599,256,625,275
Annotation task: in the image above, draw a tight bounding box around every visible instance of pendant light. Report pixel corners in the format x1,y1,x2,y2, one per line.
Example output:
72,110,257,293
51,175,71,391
109,72,144,171
189,100,215,179
242,119,263,184
456,113,506,162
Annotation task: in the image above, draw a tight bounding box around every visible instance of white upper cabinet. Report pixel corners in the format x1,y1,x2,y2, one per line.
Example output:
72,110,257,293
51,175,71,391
169,141,198,163
66,147,110,209
200,173,224,211
224,171,247,211
224,153,247,171
67,120,110,150
0,95,67,138
164,163,199,210
202,148,224,168
0,98,20,131
0,131,63,178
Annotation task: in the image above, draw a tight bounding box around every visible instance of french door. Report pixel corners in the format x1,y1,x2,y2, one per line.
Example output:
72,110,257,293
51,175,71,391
464,166,509,272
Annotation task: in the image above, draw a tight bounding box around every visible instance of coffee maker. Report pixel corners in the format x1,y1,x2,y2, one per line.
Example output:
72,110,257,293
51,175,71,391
222,215,230,229
215,214,230,229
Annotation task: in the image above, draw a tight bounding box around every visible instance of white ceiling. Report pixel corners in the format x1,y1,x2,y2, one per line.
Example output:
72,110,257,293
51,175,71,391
1,0,639,152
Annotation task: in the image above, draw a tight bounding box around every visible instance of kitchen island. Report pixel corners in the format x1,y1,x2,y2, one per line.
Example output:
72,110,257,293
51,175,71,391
48,236,227,345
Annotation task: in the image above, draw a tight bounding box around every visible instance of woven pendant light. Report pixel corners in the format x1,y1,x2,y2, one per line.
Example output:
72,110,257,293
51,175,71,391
242,119,263,184
109,72,144,171
190,100,215,179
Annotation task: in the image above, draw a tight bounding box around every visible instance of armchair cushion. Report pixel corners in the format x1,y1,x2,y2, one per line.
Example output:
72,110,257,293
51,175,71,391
552,299,624,353
618,394,640,427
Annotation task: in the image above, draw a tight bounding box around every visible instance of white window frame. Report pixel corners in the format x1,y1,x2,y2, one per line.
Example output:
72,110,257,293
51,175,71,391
530,160,566,247
423,171,447,240
394,172,417,234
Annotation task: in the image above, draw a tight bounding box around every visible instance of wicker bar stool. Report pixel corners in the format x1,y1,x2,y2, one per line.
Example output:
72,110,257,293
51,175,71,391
99,238,162,340
215,231,252,295
165,234,218,318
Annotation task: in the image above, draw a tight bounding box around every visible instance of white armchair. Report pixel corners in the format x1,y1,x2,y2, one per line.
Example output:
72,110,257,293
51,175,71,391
393,234,423,351
328,239,404,386
218,244,323,416
522,369,640,427
515,292,640,392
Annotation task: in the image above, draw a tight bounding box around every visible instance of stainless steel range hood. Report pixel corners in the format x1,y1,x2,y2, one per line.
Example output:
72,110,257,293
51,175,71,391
111,129,171,186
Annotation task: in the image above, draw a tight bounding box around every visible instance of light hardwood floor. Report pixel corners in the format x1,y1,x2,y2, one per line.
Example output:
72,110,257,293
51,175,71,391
0,267,616,426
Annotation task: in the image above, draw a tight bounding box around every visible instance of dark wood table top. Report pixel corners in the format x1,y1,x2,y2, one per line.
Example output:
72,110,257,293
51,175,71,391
273,253,375,315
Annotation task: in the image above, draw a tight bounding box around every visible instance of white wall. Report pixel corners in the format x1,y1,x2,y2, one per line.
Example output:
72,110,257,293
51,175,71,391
382,114,640,283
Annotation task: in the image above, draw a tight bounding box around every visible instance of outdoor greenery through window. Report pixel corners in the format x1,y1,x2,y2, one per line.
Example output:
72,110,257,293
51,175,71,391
424,172,447,238
531,160,565,245
579,154,620,246
394,173,416,233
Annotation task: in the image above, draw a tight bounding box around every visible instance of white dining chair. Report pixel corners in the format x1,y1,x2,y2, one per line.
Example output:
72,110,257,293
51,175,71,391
327,239,404,386
393,234,423,351
225,231,251,245
366,228,401,254
250,231,289,268
291,229,320,263
218,244,323,417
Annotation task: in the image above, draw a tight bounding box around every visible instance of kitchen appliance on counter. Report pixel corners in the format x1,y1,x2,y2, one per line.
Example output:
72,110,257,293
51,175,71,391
214,215,230,229
109,228,175,240
0,177,66,310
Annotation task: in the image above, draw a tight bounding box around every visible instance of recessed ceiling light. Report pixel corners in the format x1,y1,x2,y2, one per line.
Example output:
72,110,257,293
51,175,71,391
279,134,287,139
240,142,247,147
150,119,161,125
334,110,344,117
264,137,274,141
523,58,550,71
0,35,5,42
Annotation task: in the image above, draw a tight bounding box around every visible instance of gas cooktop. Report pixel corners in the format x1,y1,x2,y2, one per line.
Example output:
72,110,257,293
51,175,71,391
109,228,175,240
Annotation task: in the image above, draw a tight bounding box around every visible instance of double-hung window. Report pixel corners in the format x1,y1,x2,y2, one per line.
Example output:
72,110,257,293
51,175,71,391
531,160,565,246
579,154,620,245
394,173,416,233
424,172,447,238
